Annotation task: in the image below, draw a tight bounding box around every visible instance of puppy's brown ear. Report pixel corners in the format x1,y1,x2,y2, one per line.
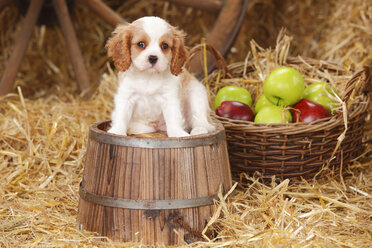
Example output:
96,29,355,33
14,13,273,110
170,28,188,76
106,24,132,72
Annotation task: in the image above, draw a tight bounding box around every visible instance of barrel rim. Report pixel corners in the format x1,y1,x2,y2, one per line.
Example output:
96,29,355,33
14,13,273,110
89,120,226,148
79,182,219,210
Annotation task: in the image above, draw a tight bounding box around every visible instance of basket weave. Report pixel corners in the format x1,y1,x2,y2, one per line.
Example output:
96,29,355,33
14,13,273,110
206,56,371,181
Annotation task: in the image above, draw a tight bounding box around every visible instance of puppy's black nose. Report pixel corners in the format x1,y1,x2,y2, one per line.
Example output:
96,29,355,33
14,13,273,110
148,55,158,65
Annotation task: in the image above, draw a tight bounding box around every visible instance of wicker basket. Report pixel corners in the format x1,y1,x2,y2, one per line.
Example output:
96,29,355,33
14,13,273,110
205,56,371,181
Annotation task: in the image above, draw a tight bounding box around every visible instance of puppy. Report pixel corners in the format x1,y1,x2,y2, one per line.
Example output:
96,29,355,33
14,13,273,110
106,16,215,137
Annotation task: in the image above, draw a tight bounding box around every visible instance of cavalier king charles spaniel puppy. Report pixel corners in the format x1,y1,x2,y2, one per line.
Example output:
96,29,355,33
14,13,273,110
106,16,215,137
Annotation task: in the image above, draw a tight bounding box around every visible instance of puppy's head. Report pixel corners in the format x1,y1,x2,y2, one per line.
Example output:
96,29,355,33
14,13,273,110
106,16,188,76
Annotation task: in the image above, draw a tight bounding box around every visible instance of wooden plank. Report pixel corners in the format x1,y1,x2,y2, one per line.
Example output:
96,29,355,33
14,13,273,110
113,145,126,240
157,149,166,238
130,147,141,241
121,146,132,241
52,0,92,98
220,141,233,190
98,143,111,236
0,0,12,10
194,145,212,231
77,0,126,26
166,0,222,13
0,0,44,96
188,0,247,76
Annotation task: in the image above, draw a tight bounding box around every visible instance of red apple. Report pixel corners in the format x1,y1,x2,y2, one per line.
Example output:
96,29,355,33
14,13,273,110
216,101,254,121
291,99,331,122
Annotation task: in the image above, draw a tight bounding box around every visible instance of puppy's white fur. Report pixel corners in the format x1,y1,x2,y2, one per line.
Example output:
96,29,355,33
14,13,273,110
106,16,215,137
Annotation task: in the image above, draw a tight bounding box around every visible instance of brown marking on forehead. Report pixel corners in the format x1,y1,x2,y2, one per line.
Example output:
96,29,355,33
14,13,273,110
130,20,150,48
159,33,173,47
131,33,150,46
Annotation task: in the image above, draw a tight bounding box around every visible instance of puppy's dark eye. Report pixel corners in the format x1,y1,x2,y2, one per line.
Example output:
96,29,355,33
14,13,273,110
161,43,169,50
137,41,146,48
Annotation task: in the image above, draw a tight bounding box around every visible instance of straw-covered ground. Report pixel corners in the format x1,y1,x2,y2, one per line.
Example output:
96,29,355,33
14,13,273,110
1,0,371,247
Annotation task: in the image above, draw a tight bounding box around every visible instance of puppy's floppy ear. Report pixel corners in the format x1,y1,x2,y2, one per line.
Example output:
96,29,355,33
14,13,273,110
170,27,188,76
106,24,132,72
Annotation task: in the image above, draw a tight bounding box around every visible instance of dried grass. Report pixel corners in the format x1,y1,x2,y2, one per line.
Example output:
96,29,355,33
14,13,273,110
1,0,371,247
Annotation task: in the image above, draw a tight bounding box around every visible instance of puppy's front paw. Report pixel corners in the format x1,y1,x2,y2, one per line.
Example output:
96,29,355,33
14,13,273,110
190,123,216,136
107,126,127,136
167,129,190,138
190,127,208,136
206,123,216,132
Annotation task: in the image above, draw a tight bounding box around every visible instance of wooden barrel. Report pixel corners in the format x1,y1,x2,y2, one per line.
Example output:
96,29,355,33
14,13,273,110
77,120,232,246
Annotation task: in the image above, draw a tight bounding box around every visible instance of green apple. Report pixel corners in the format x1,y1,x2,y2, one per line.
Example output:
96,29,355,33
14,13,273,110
214,86,252,110
304,82,338,113
263,67,305,106
254,105,292,124
254,94,274,113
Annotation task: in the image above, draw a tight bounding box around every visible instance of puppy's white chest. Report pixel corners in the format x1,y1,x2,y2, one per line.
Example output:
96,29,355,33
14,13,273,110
135,81,163,96
133,94,163,121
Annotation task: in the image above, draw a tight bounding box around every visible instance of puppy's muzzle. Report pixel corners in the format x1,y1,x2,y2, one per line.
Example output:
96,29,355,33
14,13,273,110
148,55,158,65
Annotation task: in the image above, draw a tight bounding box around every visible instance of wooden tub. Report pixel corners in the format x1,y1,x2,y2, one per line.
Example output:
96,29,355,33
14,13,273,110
77,120,232,245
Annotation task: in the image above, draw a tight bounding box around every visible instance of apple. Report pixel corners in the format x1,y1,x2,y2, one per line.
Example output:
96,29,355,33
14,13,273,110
291,99,331,122
216,101,254,121
254,94,274,113
254,105,292,124
214,86,252,110
304,82,338,113
263,67,305,106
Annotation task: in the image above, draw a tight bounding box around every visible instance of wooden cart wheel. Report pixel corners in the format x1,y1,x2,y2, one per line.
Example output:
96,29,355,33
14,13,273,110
79,0,248,77
0,0,247,97
165,0,248,77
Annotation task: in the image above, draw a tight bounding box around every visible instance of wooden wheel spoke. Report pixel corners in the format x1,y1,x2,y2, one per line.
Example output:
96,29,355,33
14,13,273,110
188,0,248,77
53,0,92,98
76,0,126,27
0,0,44,96
0,0,12,10
165,0,223,13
